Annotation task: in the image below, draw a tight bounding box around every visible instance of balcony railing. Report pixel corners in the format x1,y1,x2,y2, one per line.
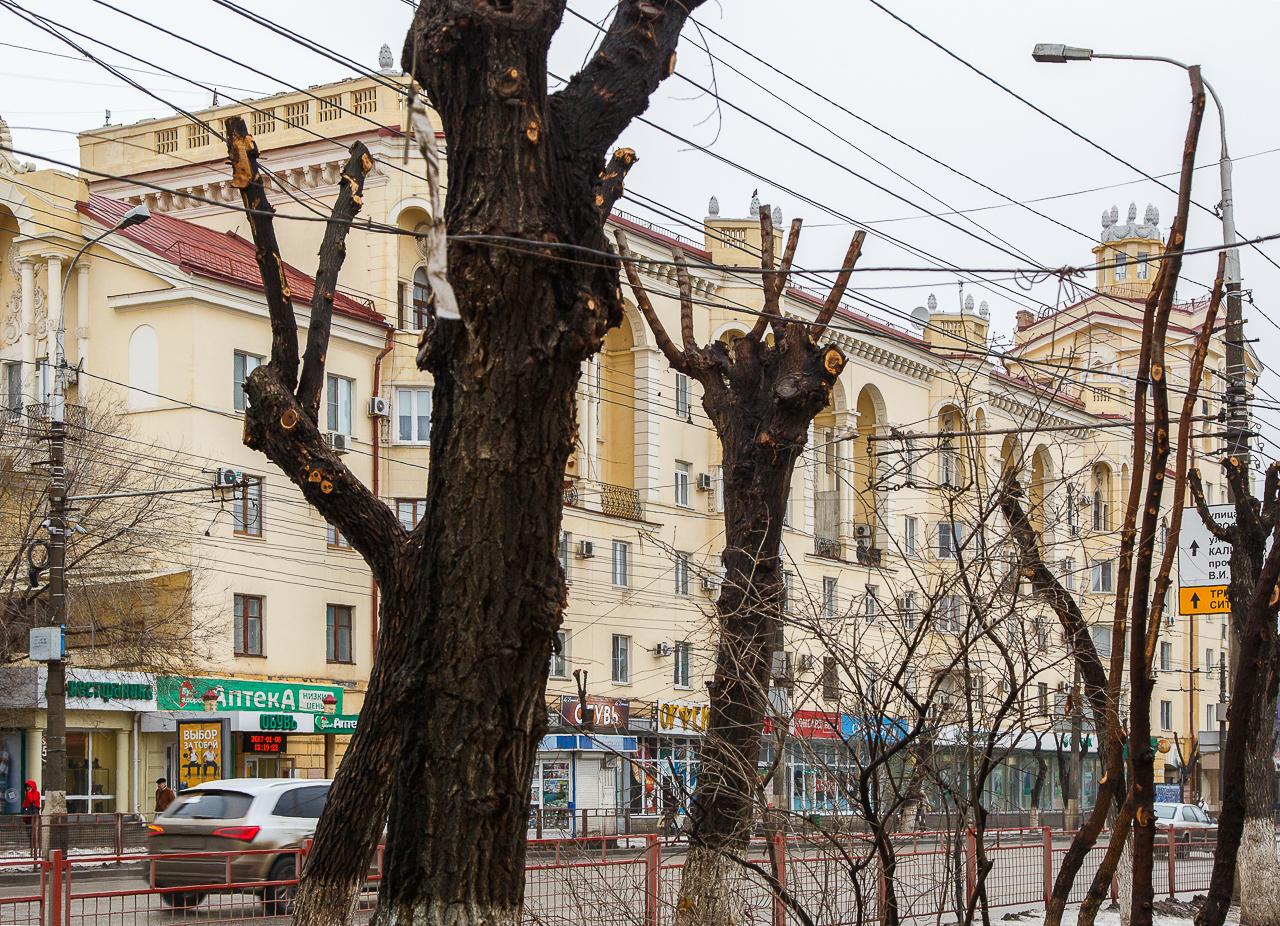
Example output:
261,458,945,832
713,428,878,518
564,478,645,522
855,543,882,566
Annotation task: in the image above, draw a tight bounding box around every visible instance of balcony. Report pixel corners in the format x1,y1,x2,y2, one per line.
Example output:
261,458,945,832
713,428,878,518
814,537,842,560
855,543,883,567
564,478,645,522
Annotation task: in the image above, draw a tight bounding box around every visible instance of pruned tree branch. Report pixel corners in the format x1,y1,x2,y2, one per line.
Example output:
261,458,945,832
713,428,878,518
614,230,685,370
225,116,300,390
1188,468,1234,542
811,230,867,340
594,147,637,222
297,142,373,420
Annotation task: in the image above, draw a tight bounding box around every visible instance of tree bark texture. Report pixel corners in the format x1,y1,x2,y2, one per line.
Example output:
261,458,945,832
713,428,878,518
360,6,704,926
618,214,863,926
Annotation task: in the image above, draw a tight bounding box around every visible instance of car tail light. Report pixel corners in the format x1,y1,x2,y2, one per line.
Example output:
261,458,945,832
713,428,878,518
146,824,164,836
211,825,260,842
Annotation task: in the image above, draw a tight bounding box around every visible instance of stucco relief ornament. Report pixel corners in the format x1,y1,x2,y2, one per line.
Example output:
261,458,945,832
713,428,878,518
0,116,35,176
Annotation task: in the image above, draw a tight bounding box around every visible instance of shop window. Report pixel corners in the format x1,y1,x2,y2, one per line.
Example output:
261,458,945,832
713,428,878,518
327,604,354,664
66,732,117,813
533,759,571,809
233,594,264,657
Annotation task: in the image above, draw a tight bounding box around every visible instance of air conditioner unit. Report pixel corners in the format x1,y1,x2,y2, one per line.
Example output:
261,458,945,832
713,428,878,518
214,468,241,489
796,654,816,673
326,432,350,454
368,396,390,418
577,539,595,559
702,573,722,592
652,642,673,657
854,523,872,539
696,472,714,492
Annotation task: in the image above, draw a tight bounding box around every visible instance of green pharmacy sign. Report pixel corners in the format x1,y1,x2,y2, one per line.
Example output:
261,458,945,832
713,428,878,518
158,676,344,714
314,714,359,735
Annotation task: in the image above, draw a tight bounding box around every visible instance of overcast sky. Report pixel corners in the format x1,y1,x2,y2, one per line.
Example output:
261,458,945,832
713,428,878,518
4,0,1278,461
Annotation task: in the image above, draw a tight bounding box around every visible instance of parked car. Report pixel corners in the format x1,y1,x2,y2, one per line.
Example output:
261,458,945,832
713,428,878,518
147,778,332,913
1153,802,1216,857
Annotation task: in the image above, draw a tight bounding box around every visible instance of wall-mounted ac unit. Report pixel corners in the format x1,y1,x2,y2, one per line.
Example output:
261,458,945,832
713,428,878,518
214,468,241,488
854,523,872,539
326,432,350,454
651,642,673,657
702,573,722,592
577,539,595,559
368,396,390,418
696,472,714,492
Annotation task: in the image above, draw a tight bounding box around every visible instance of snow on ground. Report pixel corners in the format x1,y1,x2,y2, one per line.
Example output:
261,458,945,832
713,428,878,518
1007,903,1239,925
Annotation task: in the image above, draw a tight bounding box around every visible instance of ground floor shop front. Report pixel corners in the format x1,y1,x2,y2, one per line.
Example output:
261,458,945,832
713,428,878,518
0,668,360,814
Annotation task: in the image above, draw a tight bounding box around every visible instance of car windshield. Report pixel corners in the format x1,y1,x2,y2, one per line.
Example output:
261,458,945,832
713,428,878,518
1153,803,1176,820
164,789,253,820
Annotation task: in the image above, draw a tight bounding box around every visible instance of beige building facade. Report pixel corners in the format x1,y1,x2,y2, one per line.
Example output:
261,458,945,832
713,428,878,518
0,60,1240,818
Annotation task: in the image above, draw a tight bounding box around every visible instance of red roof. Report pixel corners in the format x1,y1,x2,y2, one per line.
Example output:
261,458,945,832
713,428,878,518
78,194,386,326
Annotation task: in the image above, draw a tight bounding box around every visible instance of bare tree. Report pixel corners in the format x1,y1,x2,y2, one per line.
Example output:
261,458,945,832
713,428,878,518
1,399,215,672
618,207,863,926
220,3,708,922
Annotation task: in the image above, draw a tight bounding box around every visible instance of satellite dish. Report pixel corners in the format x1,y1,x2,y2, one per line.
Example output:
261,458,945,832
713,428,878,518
910,305,931,327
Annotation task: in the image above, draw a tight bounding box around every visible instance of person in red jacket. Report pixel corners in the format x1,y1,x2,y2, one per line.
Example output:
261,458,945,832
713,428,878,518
21,780,39,816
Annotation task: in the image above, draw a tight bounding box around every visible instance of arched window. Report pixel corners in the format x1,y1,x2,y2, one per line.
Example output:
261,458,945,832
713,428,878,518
412,267,431,330
1092,463,1112,531
127,324,159,410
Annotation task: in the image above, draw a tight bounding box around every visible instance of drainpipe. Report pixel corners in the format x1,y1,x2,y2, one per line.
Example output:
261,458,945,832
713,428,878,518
132,713,140,815
370,327,395,657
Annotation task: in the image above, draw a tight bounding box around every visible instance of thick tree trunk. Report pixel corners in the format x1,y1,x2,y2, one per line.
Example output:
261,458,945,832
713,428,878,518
1239,686,1280,923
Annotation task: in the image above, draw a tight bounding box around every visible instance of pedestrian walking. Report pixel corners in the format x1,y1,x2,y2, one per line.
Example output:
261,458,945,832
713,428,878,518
155,777,177,813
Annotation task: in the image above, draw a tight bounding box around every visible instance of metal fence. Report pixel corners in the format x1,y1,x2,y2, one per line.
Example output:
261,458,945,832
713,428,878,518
0,827,1219,926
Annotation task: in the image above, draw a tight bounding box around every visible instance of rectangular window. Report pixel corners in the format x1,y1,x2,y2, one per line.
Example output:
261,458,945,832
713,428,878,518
673,641,691,688
233,351,262,413
1091,560,1114,593
252,108,275,135
558,531,571,582
822,576,837,619
1160,641,1173,672
901,592,918,631
395,498,426,530
611,634,630,683
233,594,263,656
1205,648,1215,674
3,361,20,415
675,372,690,419
1091,624,1112,658
1114,250,1128,280
712,465,724,513
1207,703,1217,729
937,596,962,633
1137,250,1150,280
326,523,350,550
782,571,794,614
155,127,178,154
186,123,209,149
1160,700,1173,731
233,477,263,537
326,374,354,436
395,387,432,444
903,516,918,556
284,101,310,127
822,656,839,701
864,585,879,623
549,630,567,678
1037,682,1049,715
675,461,691,507
937,521,965,559
326,604,354,664
674,552,690,596
352,87,377,115
611,541,630,587
318,94,343,122
1062,557,1076,593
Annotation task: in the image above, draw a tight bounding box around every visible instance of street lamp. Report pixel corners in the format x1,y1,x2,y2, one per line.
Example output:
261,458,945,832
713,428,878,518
1030,43,1246,461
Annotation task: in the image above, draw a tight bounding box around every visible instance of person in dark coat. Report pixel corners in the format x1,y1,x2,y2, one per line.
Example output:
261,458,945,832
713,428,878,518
155,778,177,813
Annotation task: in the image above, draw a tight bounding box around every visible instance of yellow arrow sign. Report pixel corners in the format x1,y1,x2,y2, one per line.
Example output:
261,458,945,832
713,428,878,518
1179,585,1230,615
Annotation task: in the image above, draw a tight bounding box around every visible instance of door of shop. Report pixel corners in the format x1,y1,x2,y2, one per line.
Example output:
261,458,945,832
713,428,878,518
244,755,295,778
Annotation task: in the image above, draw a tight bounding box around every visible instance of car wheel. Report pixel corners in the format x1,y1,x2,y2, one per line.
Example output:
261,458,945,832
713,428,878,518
263,856,298,916
159,891,206,911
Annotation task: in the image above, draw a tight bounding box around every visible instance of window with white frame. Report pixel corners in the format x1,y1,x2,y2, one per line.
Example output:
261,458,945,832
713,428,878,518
558,531,571,582
673,641,691,688
396,386,432,444
1160,641,1172,672
937,595,963,633
1091,624,1112,658
233,477,263,537
3,361,20,415
1091,560,1114,593
675,462,691,507
822,576,837,619
233,351,263,413
396,498,426,530
937,521,965,559
550,629,568,678
864,585,879,622
712,465,724,512
326,374,354,435
1137,250,1150,280
674,372,690,419
611,541,630,587
901,592,918,630
1061,557,1076,593
903,516,918,556
1206,703,1216,729
1114,250,1128,280
1159,700,1173,731
674,552,690,596
611,634,630,683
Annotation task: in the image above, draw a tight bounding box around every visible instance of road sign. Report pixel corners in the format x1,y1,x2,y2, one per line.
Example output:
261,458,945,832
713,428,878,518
1178,504,1235,615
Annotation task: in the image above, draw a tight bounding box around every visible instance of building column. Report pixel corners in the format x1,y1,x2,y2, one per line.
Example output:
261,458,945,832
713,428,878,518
115,728,131,813
632,346,663,504
75,262,90,400
803,423,816,536
323,736,336,777
26,727,42,790
44,255,62,374
18,257,34,406
834,412,855,542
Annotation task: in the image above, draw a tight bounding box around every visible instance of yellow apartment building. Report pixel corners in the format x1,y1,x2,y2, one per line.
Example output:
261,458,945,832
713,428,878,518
0,55,1240,819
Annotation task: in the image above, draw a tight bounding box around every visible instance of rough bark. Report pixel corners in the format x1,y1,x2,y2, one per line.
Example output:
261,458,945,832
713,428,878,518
361,5,703,925
618,213,863,926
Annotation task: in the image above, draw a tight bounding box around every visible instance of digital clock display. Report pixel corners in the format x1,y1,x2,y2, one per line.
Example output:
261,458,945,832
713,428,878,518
244,733,286,754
